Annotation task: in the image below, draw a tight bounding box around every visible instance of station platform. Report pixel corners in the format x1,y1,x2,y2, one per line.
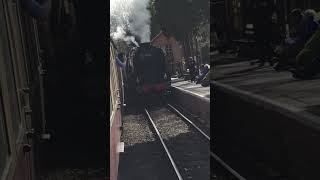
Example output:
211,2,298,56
171,79,210,100
212,60,320,179
212,61,320,118
170,79,210,128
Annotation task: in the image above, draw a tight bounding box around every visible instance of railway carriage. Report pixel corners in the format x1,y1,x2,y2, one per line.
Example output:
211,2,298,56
0,0,46,179
110,41,124,180
1,0,108,179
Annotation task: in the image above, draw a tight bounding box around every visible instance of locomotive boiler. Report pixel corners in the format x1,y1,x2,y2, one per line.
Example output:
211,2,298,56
128,42,171,94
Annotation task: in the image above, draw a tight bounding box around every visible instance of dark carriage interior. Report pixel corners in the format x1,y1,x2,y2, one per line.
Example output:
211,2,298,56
38,0,108,172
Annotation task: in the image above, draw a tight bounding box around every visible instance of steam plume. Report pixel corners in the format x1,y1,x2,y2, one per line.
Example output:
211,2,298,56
110,0,151,45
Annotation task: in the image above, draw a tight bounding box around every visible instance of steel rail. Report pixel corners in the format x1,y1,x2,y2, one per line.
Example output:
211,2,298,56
167,104,246,180
144,108,183,180
167,104,210,140
211,152,247,180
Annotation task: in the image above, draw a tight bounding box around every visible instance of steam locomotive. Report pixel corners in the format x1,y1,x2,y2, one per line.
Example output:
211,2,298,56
126,42,171,95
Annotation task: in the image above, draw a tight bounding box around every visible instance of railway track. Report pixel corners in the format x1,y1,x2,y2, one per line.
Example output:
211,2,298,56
168,105,285,180
144,104,246,180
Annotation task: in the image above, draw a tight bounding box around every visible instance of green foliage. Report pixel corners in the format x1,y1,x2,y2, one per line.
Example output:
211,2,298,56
149,0,161,38
151,0,209,41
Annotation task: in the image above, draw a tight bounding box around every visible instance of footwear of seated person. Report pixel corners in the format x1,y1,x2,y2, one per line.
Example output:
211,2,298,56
274,63,291,71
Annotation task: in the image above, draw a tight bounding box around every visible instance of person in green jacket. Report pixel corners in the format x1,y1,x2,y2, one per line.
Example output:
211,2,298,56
291,27,320,79
274,9,319,71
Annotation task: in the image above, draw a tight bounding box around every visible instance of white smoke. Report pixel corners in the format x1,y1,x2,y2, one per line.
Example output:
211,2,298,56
112,26,126,40
110,0,151,45
112,27,139,47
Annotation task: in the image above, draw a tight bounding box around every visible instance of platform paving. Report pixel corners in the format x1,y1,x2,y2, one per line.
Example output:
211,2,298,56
212,59,320,179
212,60,320,117
170,80,210,127
171,80,210,100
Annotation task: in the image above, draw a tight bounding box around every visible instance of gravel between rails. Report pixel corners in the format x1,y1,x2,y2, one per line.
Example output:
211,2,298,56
168,103,210,138
120,114,156,146
148,107,210,180
118,113,177,180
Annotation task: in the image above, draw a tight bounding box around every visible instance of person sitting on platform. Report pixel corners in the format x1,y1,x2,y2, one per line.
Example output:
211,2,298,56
201,68,211,87
274,9,319,71
196,64,210,84
291,27,320,79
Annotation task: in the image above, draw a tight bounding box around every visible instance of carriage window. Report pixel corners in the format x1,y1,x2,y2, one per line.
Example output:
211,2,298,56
0,87,10,176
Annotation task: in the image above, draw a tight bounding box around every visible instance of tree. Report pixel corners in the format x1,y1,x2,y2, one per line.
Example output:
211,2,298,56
152,0,208,39
151,0,209,58
149,0,161,39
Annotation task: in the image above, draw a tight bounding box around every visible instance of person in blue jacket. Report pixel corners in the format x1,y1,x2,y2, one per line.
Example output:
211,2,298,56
20,0,51,19
116,53,126,68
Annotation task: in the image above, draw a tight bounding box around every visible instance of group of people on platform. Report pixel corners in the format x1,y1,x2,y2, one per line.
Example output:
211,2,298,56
274,9,320,79
184,57,210,87
253,1,320,79
213,0,320,79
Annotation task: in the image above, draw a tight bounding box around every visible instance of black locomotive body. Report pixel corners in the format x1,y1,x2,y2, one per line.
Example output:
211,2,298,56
128,42,171,95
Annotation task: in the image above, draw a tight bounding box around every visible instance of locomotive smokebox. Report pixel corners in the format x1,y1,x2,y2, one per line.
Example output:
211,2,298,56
139,42,152,47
